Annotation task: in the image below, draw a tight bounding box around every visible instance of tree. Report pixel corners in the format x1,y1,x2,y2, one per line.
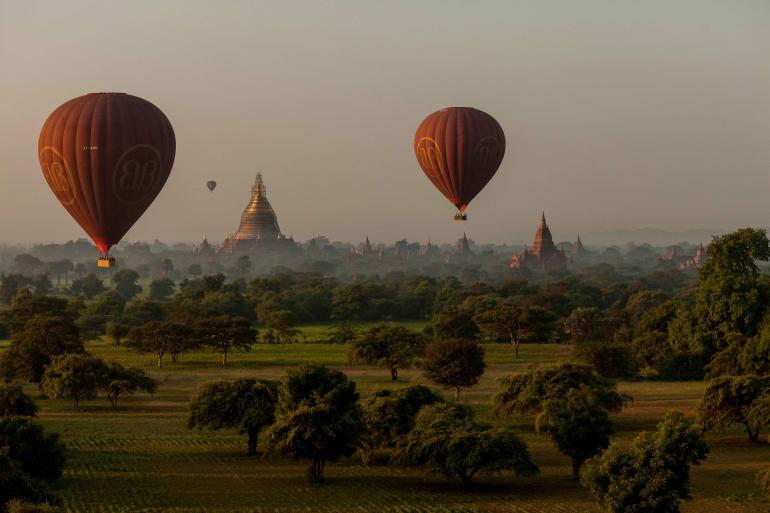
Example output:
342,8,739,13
196,316,255,365
149,278,175,300
536,386,616,477
0,455,58,510
187,264,202,277
41,354,108,409
350,324,426,380
494,362,629,417
160,258,174,277
695,229,770,349
394,403,538,489
265,309,301,344
105,320,130,346
326,321,358,344
0,416,66,481
103,363,157,408
32,275,52,296
126,321,195,368
9,294,72,333
122,298,167,327
112,269,142,300
47,259,73,286
563,307,603,344
13,254,43,275
423,339,485,400
581,412,709,513
264,365,363,482
698,375,770,442
0,316,84,383
0,385,37,417
70,273,104,299
362,385,443,455
475,301,554,358
235,255,251,276
431,306,479,341
188,378,278,455
0,274,33,305
575,340,639,378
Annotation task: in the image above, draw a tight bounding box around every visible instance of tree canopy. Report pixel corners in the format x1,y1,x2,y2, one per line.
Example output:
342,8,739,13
394,403,538,489
581,412,709,513
265,365,363,482
423,338,486,400
188,378,278,455
349,324,426,380
494,362,629,417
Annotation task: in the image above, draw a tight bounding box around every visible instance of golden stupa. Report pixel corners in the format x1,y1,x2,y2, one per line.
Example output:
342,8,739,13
234,173,281,240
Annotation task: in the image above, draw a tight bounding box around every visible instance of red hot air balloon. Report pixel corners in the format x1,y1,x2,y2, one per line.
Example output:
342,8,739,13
38,93,176,267
414,107,505,220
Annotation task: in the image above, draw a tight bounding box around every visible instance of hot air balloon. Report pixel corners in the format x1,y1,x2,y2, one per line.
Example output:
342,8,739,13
207,181,217,192
38,93,176,267
413,107,505,220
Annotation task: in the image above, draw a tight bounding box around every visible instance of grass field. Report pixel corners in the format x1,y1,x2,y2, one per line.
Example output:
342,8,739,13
2,331,769,513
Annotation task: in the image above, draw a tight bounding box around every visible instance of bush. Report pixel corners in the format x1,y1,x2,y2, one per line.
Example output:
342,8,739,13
5,500,61,513
757,466,770,498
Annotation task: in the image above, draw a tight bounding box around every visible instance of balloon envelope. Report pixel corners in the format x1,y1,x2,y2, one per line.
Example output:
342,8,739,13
38,93,175,254
414,107,505,214
207,181,217,192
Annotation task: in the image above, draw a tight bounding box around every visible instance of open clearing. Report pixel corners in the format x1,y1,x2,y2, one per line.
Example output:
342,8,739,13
3,333,769,513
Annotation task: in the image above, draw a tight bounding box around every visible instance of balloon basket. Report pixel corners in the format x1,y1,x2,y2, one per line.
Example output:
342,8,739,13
97,256,116,268
454,212,467,221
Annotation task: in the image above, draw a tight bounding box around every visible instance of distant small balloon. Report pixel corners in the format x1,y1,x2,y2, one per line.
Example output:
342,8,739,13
207,181,217,192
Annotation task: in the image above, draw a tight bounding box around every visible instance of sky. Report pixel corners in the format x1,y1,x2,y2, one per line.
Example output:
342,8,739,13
1,0,769,245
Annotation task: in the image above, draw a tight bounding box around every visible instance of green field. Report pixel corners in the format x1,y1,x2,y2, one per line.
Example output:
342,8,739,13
3,334,769,513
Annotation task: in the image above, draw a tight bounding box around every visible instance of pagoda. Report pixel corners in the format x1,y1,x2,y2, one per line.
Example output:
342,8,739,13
218,173,297,254
510,212,569,271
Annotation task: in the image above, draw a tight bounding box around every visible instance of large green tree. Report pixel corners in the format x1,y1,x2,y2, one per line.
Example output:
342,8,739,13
695,229,770,349
423,339,485,400
494,362,629,417
196,316,255,365
264,365,363,482
41,354,109,409
126,321,196,368
0,316,84,383
362,385,444,456
536,386,617,477
350,324,426,380
188,378,278,455
581,412,709,513
698,375,770,442
431,306,479,341
394,403,538,489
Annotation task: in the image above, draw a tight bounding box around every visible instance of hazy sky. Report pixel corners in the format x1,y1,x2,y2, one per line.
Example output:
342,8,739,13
1,0,769,245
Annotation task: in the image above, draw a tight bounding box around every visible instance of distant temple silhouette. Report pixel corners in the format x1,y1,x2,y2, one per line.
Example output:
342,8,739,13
210,173,298,254
510,212,569,272
662,241,706,269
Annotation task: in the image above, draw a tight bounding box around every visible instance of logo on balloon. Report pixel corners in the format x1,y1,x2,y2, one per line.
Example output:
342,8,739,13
39,146,77,206
471,137,503,170
414,137,444,179
113,145,164,205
